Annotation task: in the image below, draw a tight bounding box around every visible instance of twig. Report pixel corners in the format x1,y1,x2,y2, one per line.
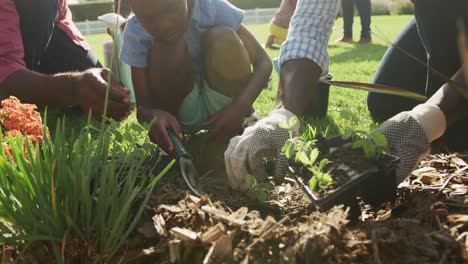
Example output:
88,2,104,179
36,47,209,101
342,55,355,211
245,216,289,251
2,244,6,264
437,174,460,195
435,216,443,231
454,166,468,174
370,229,382,264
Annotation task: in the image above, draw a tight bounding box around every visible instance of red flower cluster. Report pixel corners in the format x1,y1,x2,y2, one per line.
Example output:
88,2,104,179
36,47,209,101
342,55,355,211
0,96,44,144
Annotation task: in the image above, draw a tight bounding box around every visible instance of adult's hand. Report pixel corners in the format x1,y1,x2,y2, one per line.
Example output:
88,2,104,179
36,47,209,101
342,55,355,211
76,68,132,121
225,109,299,191
378,103,446,182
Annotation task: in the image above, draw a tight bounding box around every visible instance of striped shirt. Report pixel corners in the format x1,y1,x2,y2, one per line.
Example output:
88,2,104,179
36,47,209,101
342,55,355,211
279,0,340,75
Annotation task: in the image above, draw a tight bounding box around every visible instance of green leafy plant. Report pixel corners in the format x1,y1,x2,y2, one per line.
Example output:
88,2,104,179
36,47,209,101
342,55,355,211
340,110,389,160
308,159,332,191
0,116,173,262
280,117,333,192
342,130,388,160
245,175,274,203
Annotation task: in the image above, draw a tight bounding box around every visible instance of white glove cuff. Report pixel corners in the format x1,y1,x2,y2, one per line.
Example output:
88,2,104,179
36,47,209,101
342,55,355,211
410,104,447,143
267,109,300,134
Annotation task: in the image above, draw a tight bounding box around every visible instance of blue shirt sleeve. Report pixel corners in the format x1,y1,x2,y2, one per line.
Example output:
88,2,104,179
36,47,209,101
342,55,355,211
212,0,245,30
120,16,153,68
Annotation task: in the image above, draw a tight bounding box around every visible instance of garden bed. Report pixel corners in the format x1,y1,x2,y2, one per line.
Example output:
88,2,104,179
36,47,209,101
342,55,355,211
114,153,467,264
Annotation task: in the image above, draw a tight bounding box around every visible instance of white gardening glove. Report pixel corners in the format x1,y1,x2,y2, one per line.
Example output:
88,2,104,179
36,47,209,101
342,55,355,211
378,103,447,183
225,109,300,191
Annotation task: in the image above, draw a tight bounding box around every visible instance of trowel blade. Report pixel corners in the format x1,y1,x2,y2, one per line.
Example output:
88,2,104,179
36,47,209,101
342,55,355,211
179,157,204,196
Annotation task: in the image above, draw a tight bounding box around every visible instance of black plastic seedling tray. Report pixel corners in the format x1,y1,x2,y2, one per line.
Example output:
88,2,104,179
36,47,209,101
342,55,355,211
287,136,400,211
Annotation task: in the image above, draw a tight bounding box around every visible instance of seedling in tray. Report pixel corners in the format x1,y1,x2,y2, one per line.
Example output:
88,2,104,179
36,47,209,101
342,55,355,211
280,118,333,192
342,130,389,160
281,118,399,212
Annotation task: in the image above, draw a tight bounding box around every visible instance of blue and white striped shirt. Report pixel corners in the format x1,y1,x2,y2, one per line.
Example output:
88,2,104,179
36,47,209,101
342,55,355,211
279,0,340,75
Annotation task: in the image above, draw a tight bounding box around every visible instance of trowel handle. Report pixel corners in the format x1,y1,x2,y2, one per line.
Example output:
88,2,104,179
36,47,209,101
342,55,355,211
167,129,191,160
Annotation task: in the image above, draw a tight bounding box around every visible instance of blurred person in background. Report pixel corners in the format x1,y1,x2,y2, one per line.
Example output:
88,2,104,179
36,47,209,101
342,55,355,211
265,0,298,48
337,0,372,44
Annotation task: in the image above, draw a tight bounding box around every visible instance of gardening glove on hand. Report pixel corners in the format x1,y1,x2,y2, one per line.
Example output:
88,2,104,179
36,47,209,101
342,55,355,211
378,103,447,183
225,109,300,191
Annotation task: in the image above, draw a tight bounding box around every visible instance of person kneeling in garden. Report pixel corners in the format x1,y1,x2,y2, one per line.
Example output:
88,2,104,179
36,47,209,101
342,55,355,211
225,0,468,192
0,0,132,121
121,0,272,153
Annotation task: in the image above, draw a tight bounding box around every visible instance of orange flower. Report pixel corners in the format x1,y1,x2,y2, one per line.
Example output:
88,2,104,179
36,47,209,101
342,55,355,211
0,96,47,159
0,96,44,144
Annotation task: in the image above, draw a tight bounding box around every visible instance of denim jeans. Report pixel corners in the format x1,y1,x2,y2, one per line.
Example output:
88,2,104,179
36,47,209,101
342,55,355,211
341,0,371,39
367,0,468,150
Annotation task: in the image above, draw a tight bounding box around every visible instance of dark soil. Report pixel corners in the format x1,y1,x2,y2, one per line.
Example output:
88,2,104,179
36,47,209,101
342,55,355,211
113,153,467,264
9,146,466,263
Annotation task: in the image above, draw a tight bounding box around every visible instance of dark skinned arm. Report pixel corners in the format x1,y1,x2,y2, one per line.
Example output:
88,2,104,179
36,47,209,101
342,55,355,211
205,25,272,141
427,67,468,125
132,66,182,153
277,58,322,116
235,25,273,112
0,69,81,106
0,68,131,121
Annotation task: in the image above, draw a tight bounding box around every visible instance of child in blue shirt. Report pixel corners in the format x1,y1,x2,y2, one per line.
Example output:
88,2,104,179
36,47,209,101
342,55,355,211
121,0,272,154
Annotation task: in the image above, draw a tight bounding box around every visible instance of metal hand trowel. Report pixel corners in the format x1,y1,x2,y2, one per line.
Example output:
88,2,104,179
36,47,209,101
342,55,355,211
167,129,204,196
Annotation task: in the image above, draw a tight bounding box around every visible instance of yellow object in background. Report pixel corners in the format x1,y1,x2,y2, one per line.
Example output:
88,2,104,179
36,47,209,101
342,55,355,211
269,23,288,45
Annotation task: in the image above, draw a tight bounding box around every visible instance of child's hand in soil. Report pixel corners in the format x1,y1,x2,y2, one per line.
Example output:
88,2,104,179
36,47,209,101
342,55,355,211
225,109,299,191
378,104,446,182
148,110,183,154
204,101,248,142
77,68,132,121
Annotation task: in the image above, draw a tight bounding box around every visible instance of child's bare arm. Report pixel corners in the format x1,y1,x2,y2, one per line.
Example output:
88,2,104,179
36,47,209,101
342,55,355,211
132,66,182,153
204,25,272,141
236,25,272,109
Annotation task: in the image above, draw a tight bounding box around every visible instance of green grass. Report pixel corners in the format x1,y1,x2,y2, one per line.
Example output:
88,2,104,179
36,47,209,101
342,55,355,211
85,15,413,137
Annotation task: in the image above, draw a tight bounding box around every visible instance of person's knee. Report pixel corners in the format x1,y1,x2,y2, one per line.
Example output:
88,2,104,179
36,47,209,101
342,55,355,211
204,26,251,97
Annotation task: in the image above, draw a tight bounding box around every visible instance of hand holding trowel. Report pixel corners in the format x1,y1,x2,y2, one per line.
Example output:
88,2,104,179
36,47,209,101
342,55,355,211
167,129,204,196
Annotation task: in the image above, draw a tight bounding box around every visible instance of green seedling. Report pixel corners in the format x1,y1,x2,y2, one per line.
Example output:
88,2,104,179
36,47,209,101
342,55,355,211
280,117,333,191
340,109,388,160
245,175,274,203
308,159,333,191
342,130,388,160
